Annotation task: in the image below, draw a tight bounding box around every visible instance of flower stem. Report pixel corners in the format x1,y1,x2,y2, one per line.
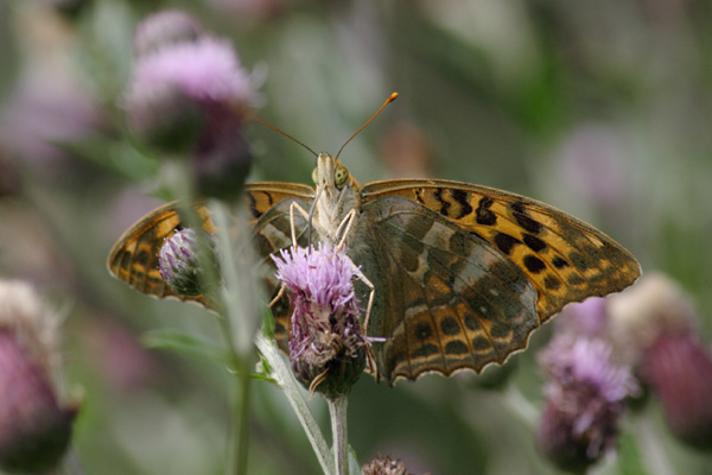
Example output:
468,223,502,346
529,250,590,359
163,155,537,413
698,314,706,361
255,334,334,474
327,396,349,475
231,356,252,475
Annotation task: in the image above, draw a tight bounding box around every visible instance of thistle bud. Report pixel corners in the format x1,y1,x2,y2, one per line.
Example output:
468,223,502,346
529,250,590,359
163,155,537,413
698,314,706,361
158,228,218,296
607,272,696,366
272,245,367,399
641,333,712,450
0,280,77,473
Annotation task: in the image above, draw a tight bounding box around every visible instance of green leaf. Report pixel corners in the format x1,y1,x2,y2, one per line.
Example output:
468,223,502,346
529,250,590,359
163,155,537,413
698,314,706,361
142,329,277,384
348,446,361,475
616,430,648,475
142,328,228,363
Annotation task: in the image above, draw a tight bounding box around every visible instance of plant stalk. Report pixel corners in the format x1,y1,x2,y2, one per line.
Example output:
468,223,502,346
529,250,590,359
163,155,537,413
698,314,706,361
327,396,349,475
255,334,334,474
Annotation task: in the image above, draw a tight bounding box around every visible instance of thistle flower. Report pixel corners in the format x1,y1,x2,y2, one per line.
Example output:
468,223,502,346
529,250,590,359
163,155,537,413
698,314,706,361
362,454,412,475
133,10,203,57
125,36,256,150
125,13,259,199
537,302,637,472
158,228,218,296
0,280,77,474
272,245,367,399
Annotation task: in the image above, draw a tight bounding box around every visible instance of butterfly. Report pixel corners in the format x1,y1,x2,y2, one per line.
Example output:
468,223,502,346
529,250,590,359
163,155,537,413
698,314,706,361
108,94,641,385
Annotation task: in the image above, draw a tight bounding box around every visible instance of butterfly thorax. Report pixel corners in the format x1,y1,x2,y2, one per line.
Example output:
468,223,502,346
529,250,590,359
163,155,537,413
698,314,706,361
312,153,361,245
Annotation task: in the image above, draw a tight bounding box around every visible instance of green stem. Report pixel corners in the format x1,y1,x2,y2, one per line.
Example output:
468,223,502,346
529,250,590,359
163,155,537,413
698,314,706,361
327,396,349,475
633,413,675,475
255,334,334,475
233,358,252,475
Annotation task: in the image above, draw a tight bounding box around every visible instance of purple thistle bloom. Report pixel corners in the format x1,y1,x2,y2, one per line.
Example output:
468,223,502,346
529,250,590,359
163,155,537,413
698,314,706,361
537,308,637,471
129,37,257,108
125,17,259,199
134,10,204,57
272,245,367,398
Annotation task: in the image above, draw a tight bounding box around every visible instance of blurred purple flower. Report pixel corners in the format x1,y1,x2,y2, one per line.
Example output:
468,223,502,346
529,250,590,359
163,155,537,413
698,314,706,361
85,320,164,393
0,280,77,474
0,83,103,174
537,303,637,471
125,12,260,199
556,124,629,209
556,296,609,339
272,245,366,398
134,10,203,57
641,331,712,450
608,272,696,366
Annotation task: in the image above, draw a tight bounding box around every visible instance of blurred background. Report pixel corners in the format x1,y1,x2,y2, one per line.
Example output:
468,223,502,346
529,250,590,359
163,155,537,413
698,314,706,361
1,0,712,474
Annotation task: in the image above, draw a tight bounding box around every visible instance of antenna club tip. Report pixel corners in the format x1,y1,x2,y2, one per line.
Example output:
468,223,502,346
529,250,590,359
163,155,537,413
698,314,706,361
388,92,399,102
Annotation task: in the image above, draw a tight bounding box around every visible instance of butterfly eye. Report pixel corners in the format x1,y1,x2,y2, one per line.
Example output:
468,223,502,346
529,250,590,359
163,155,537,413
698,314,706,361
334,166,349,188
311,167,318,184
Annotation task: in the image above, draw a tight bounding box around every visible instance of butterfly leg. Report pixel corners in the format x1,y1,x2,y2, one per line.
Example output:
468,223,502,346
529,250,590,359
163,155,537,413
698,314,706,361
335,209,357,251
268,285,286,308
289,201,311,247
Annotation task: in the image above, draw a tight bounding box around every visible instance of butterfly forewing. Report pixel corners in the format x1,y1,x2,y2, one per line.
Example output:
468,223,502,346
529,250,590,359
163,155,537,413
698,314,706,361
361,179,641,323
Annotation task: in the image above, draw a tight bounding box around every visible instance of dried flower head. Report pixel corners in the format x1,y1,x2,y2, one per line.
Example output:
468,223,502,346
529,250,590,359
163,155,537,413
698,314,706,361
158,228,218,296
0,280,77,473
362,454,412,475
272,245,367,399
537,322,637,472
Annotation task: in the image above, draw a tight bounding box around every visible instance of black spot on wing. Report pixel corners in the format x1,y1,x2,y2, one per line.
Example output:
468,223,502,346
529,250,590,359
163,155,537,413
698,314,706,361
511,201,542,234
522,234,547,252
475,197,497,225
450,189,473,219
445,340,469,355
494,233,520,255
523,255,546,273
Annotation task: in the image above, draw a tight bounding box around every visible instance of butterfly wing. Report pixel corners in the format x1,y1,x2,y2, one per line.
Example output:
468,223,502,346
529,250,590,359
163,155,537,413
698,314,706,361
353,196,540,383
107,182,314,321
361,179,641,323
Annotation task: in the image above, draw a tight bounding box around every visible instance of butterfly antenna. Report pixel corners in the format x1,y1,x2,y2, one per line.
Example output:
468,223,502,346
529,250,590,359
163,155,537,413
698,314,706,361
335,91,399,161
250,115,319,158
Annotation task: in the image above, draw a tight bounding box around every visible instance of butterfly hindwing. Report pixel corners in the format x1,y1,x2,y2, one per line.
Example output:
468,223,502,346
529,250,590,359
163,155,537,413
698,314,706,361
354,196,539,383
361,179,641,323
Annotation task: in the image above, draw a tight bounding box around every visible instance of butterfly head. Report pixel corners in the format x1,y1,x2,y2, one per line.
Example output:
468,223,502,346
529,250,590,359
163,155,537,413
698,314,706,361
311,153,353,191
311,153,360,244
